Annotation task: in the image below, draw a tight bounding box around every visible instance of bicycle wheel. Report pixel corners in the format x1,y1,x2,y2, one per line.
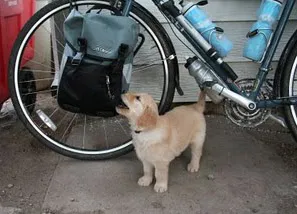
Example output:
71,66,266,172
9,0,177,160
281,42,297,142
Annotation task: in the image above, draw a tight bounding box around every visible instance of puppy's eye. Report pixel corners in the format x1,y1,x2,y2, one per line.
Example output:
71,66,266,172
136,96,141,101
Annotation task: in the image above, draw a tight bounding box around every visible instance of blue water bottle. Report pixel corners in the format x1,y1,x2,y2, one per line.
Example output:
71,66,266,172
243,0,282,62
181,1,233,58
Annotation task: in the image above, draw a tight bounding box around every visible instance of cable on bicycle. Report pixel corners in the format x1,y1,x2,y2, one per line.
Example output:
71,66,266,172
159,9,197,57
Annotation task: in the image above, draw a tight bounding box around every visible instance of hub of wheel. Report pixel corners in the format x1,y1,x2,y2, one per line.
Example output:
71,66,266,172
224,79,272,128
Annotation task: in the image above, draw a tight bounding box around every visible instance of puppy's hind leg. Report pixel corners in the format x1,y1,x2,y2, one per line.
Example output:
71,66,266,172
187,131,205,173
138,161,154,187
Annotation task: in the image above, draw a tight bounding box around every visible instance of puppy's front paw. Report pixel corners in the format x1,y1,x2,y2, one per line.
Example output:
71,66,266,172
187,163,199,173
138,176,152,186
154,183,168,193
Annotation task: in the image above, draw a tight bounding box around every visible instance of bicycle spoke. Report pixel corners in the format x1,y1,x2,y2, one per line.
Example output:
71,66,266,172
115,117,129,137
61,113,77,141
41,26,65,50
22,69,53,73
63,11,67,20
133,55,161,64
49,107,59,118
129,82,148,85
25,95,57,108
26,46,59,65
133,57,163,65
102,118,109,149
21,88,57,96
23,58,53,70
34,41,65,57
83,115,87,149
56,112,70,129
34,33,65,57
133,64,159,73
53,18,64,38
19,77,54,84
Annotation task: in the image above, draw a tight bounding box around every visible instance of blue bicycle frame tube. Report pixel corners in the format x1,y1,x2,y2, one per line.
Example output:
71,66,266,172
257,96,297,108
122,0,133,16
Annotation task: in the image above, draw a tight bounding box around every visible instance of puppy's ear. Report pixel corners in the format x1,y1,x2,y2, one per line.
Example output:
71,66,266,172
137,106,158,130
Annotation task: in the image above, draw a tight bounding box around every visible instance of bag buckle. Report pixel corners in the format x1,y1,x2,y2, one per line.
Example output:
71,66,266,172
78,38,87,53
215,27,224,33
71,38,87,65
246,29,259,38
118,44,129,61
71,52,84,65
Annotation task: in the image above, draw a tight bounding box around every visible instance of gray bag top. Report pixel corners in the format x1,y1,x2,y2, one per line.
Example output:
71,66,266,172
64,9,140,60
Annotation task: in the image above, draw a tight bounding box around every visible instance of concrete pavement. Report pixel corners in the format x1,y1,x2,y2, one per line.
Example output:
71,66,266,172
1,115,297,214
41,116,297,214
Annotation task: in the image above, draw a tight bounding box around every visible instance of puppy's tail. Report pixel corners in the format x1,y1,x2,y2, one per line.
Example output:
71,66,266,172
195,91,206,113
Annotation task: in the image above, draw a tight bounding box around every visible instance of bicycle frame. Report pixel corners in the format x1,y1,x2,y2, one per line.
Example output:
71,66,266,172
122,0,297,109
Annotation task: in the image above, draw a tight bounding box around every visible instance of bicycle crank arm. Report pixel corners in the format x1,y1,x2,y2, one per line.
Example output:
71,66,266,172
209,83,257,111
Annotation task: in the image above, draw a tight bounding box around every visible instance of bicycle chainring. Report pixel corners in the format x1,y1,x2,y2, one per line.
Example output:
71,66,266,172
224,79,272,128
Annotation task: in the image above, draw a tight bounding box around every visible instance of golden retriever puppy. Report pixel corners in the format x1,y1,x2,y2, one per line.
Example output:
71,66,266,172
116,92,206,193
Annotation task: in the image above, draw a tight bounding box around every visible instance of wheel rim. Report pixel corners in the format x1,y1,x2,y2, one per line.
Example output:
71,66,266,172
289,56,297,126
13,1,170,156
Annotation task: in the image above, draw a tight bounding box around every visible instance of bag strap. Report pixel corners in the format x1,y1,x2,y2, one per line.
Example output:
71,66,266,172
69,0,78,10
78,38,88,53
71,38,87,65
118,44,129,62
106,44,129,100
111,44,129,73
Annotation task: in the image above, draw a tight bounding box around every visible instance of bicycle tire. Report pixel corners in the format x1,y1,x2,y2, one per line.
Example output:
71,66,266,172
280,41,297,142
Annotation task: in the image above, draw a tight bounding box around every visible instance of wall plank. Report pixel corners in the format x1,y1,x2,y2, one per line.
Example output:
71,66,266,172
135,21,297,63
130,62,278,102
137,0,297,23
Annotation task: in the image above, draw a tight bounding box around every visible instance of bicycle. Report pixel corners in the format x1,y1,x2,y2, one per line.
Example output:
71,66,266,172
8,0,297,160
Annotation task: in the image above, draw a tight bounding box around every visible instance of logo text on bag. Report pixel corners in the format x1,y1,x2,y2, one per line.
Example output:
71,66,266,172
92,46,111,54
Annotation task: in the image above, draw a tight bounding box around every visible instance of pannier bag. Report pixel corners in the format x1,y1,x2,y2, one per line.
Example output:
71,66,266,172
56,8,139,117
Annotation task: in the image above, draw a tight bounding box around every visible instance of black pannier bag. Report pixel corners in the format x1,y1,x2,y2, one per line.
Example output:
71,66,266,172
56,8,139,117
